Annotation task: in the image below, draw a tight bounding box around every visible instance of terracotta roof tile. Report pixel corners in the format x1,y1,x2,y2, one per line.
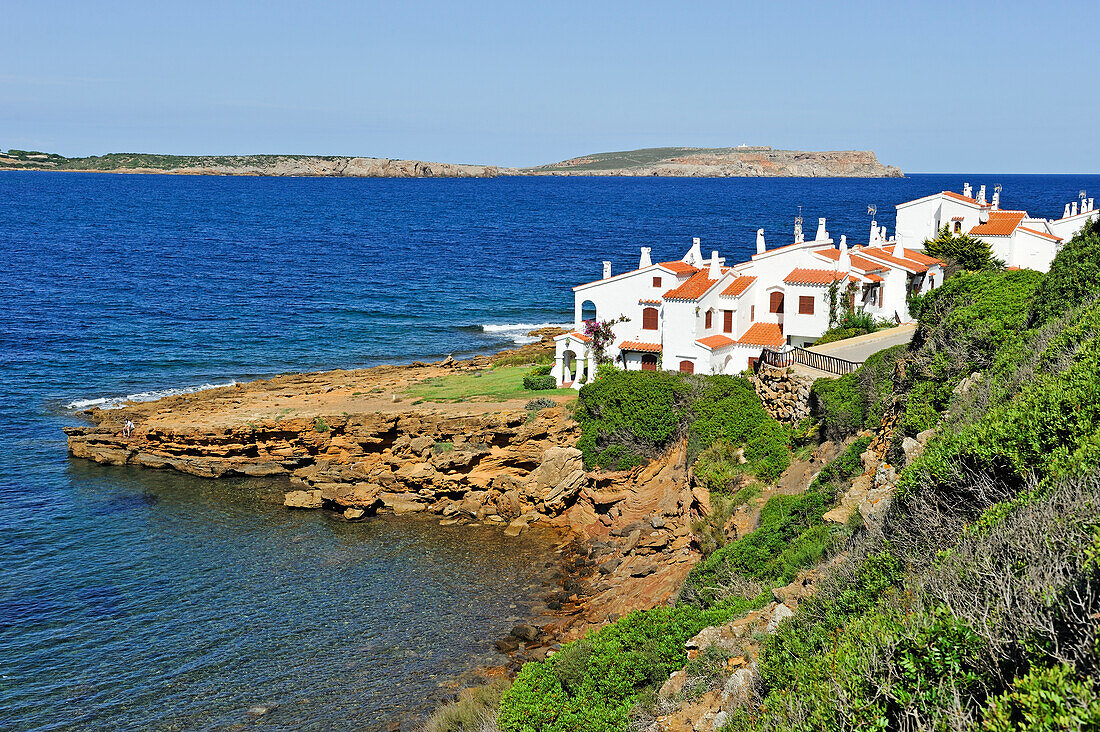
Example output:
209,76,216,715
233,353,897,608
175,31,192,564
859,247,929,274
849,254,888,273
969,211,1026,237
737,322,785,347
863,273,884,282
902,248,942,266
721,275,756,296
816,248,840,261
663,270,719,301
943,191,981,205
783,268,848,286
697,335,735,349
564,331,591,342
659,261,700,275
1018,227,1062,242
639,298,661,305
619,340,662,353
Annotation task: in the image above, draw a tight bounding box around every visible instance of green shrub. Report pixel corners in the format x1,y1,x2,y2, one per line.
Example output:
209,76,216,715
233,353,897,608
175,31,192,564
525,397,556,411
313,416,329,433
810,345,905,441
692,440,746,494
523,374,558,391
575,371,788,479
923,224,1003,272
1028,227,1100,326
530,363,554,377
424,679,509,732
498,601,759,732
981,664,1100,732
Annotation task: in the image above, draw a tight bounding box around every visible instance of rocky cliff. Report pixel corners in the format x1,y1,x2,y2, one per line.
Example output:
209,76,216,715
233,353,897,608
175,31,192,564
525,146,903,178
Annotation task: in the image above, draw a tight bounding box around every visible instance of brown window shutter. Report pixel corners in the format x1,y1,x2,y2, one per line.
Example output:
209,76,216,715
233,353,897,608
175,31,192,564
798,295,814,315
723,310,733,333
653,276,662,287
642,307,658,330
770,292,784,313
705,310,712,329
679,360,694,374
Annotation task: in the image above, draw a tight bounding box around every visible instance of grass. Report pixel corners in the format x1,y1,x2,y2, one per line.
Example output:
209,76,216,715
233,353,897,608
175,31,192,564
404,366,575,404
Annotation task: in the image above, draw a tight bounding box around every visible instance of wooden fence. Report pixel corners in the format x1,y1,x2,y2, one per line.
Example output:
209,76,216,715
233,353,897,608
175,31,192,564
759,345,863,376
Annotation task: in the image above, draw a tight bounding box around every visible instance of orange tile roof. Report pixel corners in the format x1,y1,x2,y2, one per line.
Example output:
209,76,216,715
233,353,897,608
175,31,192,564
969,210,1026,237
859,247,929,274
902,248,942,266
783,268,848,285
1018,227,1062,242
943,191,980,205
619,340,662,353
663,270,719,301
849,254,887,273
721,275,756,296
863,273,884,282
737,322,785,347
659,261,700,275
697,335,736,349
816,248,840,261
564,331,592,342
639,298,661,305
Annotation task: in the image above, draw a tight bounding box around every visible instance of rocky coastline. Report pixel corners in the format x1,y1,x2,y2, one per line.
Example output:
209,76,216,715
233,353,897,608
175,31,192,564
63,331,707,673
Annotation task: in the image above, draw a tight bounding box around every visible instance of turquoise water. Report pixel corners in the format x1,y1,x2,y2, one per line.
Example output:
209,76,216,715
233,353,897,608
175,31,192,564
2,172,1097,729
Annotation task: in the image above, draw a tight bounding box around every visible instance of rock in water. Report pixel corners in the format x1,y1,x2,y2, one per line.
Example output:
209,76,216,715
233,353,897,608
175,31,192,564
283,490,322,509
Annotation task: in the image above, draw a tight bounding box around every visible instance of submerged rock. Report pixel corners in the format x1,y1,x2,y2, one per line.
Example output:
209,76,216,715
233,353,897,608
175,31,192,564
283,490,321,509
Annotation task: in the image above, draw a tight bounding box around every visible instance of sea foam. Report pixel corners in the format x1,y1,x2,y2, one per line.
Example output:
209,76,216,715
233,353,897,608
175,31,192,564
66,381,238,411
479,322,572,344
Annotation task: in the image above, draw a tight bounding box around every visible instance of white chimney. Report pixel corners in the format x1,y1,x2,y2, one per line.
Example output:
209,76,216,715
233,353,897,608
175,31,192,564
1064,203,1072,218
815,217,828,241
683,237,703,266
756,228,766,254
708,250,721,279
880,226,888,246
963,182,973,198
869,220,879,245
839,236,851,273
602,261,612,279
1072,202,1079,217
639,247,652,269
794,219,804,243
840,234,848,255
978,185,987,205
1089,198,1095,212
992,190,1000,210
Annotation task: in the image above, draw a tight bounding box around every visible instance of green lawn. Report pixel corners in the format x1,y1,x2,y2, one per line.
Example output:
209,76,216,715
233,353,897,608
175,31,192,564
404,366,576,403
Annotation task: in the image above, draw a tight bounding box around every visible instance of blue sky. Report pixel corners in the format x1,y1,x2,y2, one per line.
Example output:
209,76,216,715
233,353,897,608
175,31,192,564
2,0,1096,173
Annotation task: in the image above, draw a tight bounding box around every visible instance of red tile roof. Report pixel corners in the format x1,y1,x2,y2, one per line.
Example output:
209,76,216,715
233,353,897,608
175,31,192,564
737,322,785,347
783,268,848,285
943,191,980,205
1018,227,1062,242
849,254,887,273
663,270,719,301
863,273,884,282
860,247,929,274
659,261,700,275
563,331,592,342
619,340,662,353
697,335,735,349
970,211,1026,237
721,275,757,296
902,248,942,266
639,298,661,305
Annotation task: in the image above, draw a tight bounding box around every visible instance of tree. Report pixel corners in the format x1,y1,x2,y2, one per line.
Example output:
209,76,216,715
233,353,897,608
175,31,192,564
923,224,1003,275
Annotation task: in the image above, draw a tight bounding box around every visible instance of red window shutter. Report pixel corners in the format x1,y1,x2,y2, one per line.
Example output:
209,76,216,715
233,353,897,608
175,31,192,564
770,292,784,313
798,295,814,315
751,305,755,321
723,310,733,333
679,360,694,374
642,307,658,330
705,310,712,329
652,276,662,287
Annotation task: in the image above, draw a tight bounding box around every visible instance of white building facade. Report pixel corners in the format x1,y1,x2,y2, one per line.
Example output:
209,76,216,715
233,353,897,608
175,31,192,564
552,185,1096,387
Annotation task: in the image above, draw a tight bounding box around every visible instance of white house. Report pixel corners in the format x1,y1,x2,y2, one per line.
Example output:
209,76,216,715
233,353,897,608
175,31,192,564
551,185,1096,387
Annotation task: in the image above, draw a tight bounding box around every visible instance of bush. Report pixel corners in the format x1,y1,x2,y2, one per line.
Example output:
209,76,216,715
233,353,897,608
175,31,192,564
692,441,746,495
575,371,789,479
498,601,759,732
923,223,1003,273
424,679,509,732
525,397,556,411
1028,226,1100,326
810,345,905,442
981,664,1100,732
523,374,558,391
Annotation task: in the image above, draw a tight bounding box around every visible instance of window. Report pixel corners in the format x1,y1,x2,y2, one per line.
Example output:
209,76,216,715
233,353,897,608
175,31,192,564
652,276,662,287
723,310,733,333
705,310,713,329
679,360,694,374
798,296,814,315
641,354,658,371
769,292,784,313
751,305,755,321
581,300,597,322
642,307,658,330
953,221,962,234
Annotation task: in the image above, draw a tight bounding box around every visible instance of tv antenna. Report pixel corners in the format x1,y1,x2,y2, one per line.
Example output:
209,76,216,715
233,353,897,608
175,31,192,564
994,184,1002,194
867,204,877,218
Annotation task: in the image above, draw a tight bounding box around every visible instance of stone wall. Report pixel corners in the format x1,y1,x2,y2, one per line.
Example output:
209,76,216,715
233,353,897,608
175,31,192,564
748,367,814,425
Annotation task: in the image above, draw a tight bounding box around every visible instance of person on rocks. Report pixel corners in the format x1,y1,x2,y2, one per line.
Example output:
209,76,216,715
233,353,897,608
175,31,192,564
123,419,135,438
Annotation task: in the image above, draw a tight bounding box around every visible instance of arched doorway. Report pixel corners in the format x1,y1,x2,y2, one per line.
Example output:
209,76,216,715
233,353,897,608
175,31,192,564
679,360,694,374
562,349,577,382
641,354,658,371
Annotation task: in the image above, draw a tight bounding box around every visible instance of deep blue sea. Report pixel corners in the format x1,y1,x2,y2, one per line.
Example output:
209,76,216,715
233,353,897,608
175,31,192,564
1,171,1097,730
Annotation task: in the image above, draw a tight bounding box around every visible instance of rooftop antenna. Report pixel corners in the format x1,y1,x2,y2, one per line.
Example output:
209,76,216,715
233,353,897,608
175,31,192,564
794,206,804,241
1081,189,1088,201
867,204,877,218
995,184,1002,195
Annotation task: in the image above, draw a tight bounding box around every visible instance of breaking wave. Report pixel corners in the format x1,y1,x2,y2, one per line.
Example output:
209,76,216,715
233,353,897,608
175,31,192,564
65,381,238,411
477,322,571,345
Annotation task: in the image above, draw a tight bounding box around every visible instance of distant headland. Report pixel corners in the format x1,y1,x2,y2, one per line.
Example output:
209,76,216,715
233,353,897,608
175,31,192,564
0,145,902,178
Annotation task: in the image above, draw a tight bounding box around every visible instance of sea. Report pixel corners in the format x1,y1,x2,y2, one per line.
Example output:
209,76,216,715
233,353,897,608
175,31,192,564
1,171,1097,730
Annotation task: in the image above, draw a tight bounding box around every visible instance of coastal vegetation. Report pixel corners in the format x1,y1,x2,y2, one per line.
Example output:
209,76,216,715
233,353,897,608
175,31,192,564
922,223,1003,274
482,221,1100,731
404,365,573,403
